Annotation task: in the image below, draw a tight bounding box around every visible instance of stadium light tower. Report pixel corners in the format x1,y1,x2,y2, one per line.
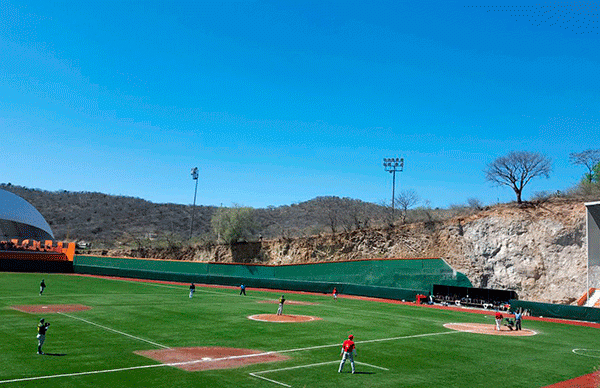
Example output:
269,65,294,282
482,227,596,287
383,157,404,221
189,167,199,240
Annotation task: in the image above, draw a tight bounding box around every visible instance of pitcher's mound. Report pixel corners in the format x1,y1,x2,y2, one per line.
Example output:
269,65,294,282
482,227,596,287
135,347,288,371
444,323,537,336
11,304,91,314
248,314,322,323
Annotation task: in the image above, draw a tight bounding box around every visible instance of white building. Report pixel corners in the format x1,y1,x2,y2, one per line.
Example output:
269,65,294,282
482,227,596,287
0,188,54,241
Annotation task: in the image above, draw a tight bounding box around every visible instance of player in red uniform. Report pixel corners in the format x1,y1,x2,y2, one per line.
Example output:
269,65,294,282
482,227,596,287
338,334,356,374
333,287,338,301
495,311,503,331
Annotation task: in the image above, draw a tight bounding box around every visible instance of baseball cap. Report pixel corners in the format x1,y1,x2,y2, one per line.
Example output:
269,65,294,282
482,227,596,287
348,334,353,339
40,318,44,323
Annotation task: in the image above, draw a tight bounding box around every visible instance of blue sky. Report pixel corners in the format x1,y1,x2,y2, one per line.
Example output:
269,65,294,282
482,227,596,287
1,0,599,208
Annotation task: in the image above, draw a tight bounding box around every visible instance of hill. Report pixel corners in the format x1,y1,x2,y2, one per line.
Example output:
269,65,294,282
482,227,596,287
0,184,407,245
3,183,594,303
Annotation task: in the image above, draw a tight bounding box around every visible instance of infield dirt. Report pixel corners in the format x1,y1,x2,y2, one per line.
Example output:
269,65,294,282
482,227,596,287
11,304,91,314
134,347,289,371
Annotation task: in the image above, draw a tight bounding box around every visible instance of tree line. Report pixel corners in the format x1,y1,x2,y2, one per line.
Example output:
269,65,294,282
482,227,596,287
484,149,600,204
2,149,598,248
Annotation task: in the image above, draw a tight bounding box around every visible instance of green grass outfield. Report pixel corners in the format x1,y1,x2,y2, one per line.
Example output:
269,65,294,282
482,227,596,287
1,272,599,388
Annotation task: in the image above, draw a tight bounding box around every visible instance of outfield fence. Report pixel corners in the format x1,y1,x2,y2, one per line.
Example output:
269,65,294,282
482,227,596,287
510,299,600,323
73,255,472,302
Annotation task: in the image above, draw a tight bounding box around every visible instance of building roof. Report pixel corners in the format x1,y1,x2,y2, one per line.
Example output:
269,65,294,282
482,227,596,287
0,189,54,240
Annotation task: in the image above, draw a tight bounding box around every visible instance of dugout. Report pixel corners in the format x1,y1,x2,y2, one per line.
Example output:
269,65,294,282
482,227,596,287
433,284,518,308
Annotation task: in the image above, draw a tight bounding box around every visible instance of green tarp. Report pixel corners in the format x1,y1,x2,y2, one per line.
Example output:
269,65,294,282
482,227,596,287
74,255,472,302
510,299,600,323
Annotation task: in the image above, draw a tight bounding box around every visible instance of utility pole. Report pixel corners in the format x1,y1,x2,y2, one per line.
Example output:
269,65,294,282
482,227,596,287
189,167,199,240
383,157,404,222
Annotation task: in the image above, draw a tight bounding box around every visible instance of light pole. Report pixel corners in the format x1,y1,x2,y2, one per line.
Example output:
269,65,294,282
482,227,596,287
383,157,404,221
189,167,199,240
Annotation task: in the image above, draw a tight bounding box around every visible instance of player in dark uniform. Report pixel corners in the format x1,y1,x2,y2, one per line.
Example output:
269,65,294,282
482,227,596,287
37,318,50,354
189,283,195,298
514,308,523,330
240,284,246,296
276,295,286,315
39,279,46,295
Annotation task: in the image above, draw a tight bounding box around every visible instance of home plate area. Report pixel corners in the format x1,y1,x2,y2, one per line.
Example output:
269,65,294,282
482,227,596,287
444,323,537,336
134,347,289,371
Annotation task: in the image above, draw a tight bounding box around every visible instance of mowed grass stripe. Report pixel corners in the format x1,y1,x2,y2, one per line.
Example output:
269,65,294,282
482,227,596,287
58,312,171,349
2,272,600,388
0,330,458,385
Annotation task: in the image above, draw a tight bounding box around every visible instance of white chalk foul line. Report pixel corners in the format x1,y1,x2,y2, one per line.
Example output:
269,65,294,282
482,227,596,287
249,361,340,387
249,360,389,387
0,351,278,385
0,364,165,385
355,361,389,371
0,330,460,385
58,312,171,349
253,360,340,375
249,373,292,387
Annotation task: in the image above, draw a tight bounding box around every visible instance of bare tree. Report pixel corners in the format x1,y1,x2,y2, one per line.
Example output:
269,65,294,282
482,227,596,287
466,197,484,210
327,208,338,234
570,149,600,183
378,199,394,225
396,189,420,224
485,151,552,204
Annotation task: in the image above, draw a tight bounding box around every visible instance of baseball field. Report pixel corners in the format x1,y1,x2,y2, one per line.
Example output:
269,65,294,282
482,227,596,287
2,272,600,388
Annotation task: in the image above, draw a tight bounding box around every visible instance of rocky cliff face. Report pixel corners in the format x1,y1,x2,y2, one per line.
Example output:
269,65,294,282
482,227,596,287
445,201,586,304
99,199,589,304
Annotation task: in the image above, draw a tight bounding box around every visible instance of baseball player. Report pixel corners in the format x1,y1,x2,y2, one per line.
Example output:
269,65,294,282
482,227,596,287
240,284,246,296
276,295,286,315
37,318,50,354
189,283,195,299
338,334,356,374
39,279,46,296
333,287,338,301
514,308,523,331
495,311,503,331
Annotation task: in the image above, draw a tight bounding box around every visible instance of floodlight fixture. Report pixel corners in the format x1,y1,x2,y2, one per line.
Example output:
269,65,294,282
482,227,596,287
383,157,404,221
189,167,199,240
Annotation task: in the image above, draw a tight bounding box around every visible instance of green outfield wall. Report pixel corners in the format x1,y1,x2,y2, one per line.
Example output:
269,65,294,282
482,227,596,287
74,255,472,301
510,299,600,323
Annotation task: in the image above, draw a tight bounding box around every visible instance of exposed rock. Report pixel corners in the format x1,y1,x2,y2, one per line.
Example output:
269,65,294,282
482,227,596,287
92,198,590,304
